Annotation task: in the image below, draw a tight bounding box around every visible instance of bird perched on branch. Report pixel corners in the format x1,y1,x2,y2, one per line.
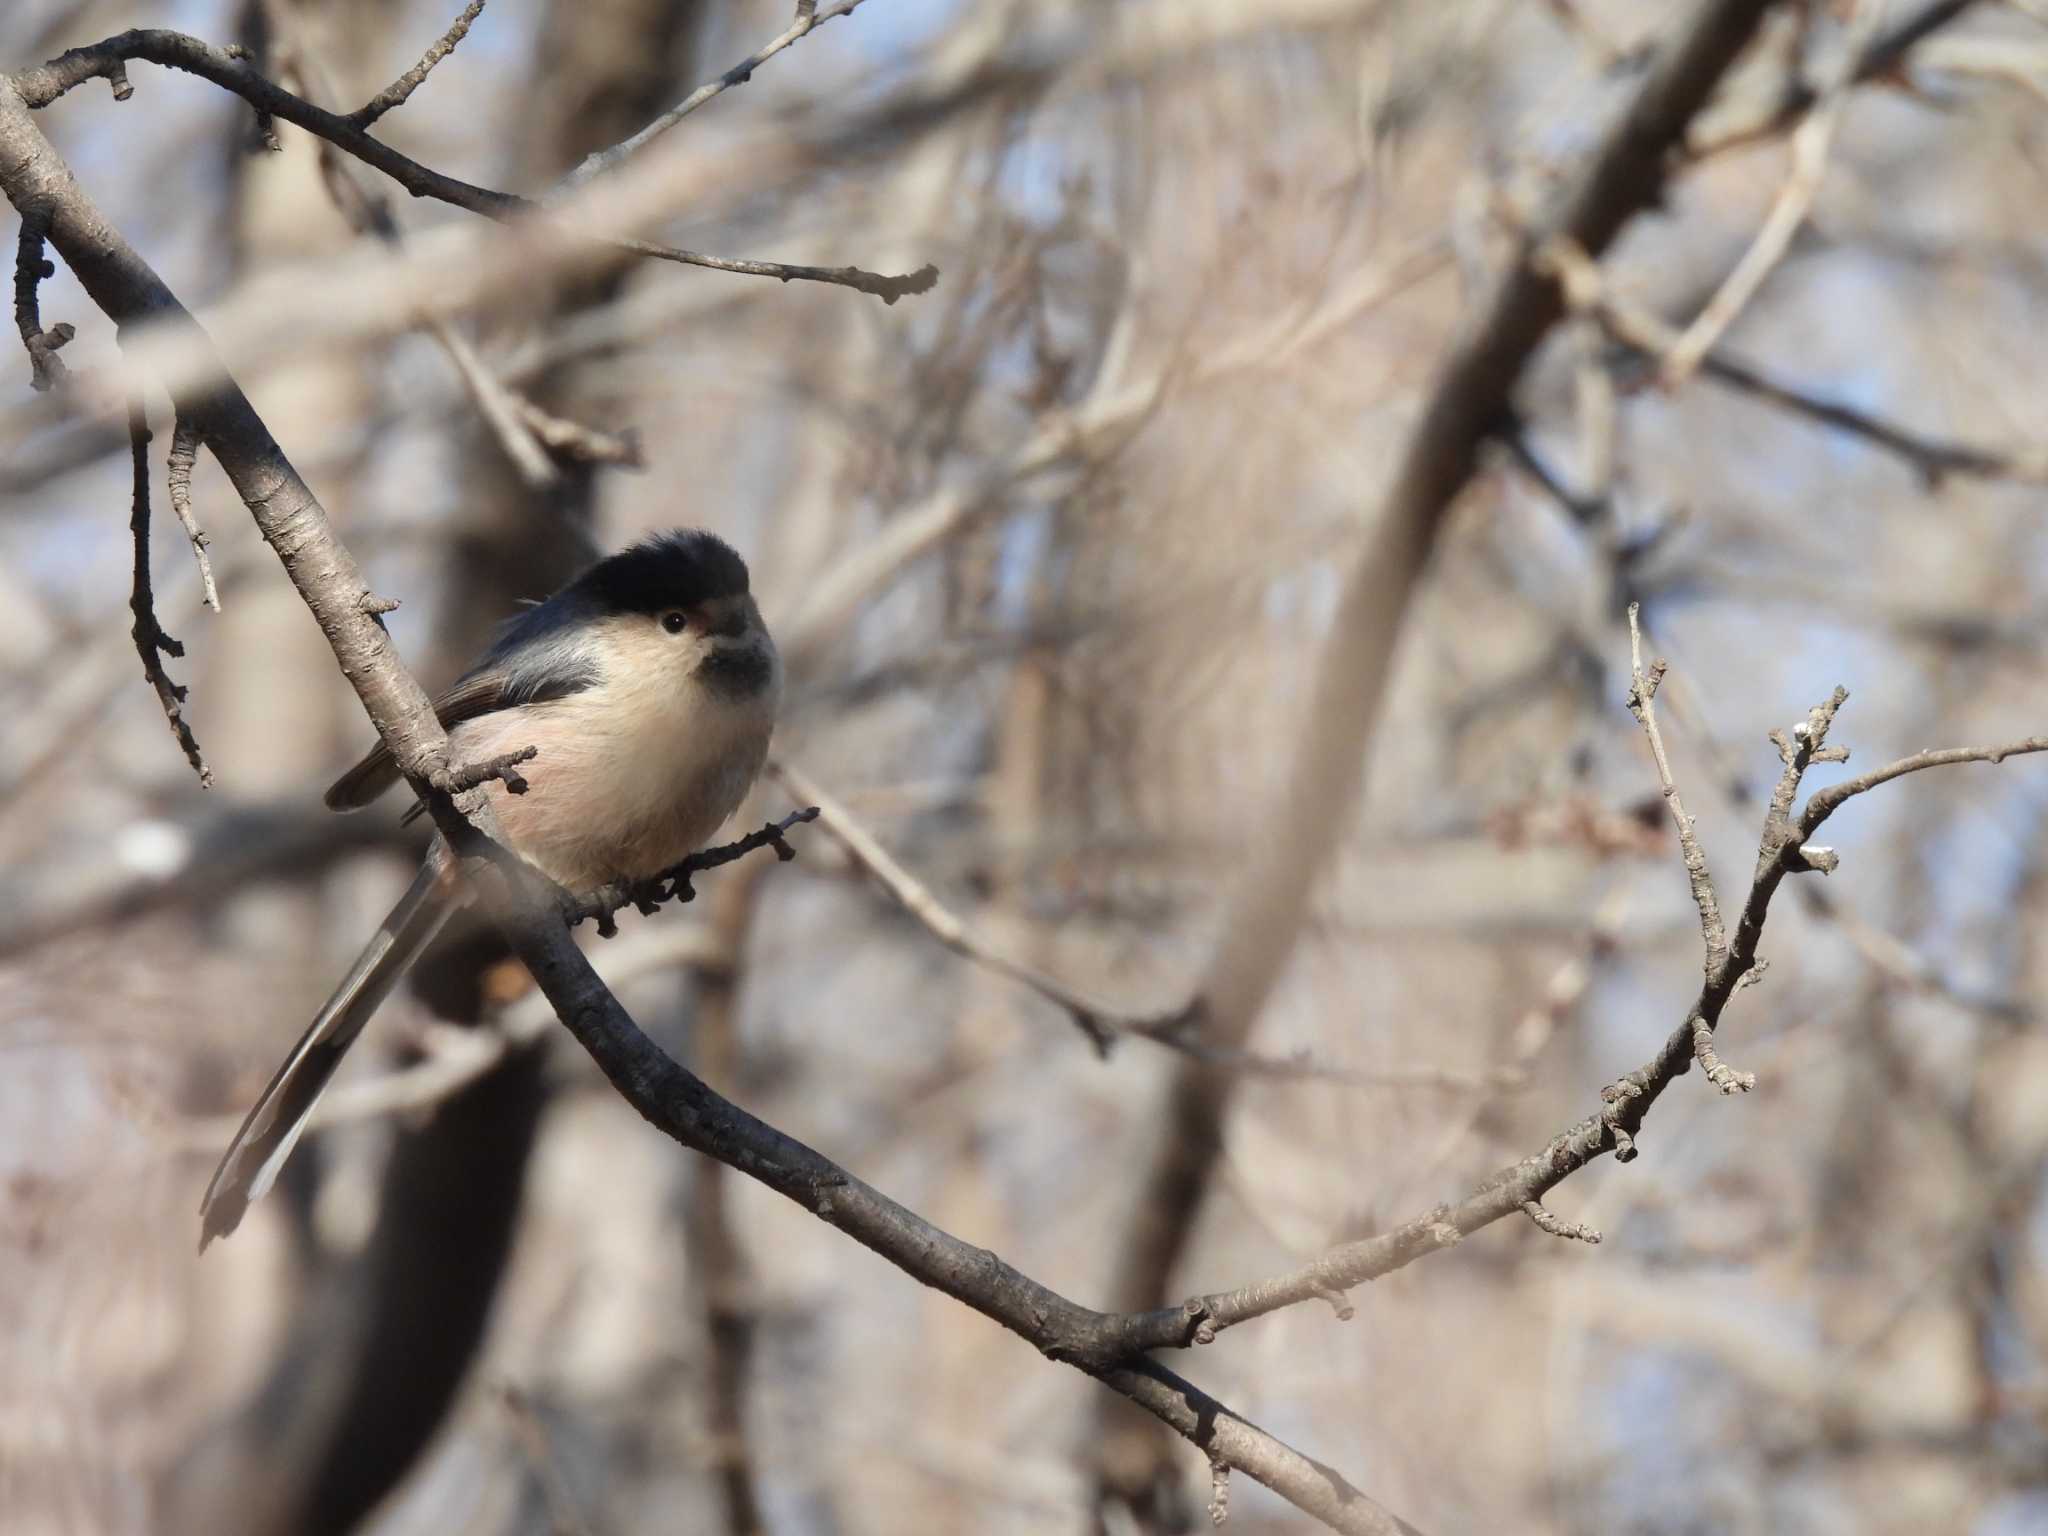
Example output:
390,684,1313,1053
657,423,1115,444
199,529,782,1250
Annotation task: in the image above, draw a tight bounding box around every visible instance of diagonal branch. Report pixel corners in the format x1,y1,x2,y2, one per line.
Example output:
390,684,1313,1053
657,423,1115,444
1660,0,1887,387
1088,694,2046,1356
348,0,486,128
566,0,877,185
1624,604,1754,1092
1688,0,1984,159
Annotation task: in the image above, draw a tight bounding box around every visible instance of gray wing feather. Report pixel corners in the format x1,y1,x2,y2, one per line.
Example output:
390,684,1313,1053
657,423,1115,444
322,639,603,812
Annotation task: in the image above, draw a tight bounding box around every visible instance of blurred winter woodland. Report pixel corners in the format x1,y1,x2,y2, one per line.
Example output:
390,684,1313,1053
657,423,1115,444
6,0,2048,1530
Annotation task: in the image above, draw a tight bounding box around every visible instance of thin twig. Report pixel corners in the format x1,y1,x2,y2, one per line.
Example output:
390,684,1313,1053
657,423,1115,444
1800,735,2048,827
774,763,1534,1090
349,0,486,127
565,0,874,185
1093,688,2045,1355
1661,0,1887,387
512,395,642,467
1521,1199,1602,1244
1625,608,1728,968
13,210,73,390
1539,235,2048,488
432,743,538,797
1625,604,1753,1093
1688,0,1982,159
13,30,937,305
164,415,218,610
562,807,822,938
771,758,1139,1051
615,236,940,304
124,393,210,786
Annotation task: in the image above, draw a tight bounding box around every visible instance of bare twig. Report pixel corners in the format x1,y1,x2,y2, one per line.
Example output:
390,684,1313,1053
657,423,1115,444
770,760,1477,1088
1521,1199,1603,1244
781,233,1450,661
560,807,821,938
1799,735,2048,826
123,393,210,787
164,415,218,611
432,743,539,797
1089,691,2045,1356
566,0,876,184
289,43,564,488
615,236,940,304
348,0,486,128
1661,0,1887,387
13,210,73,390
13,30,936,304
770,758,1142,1051
1540,236,2048,488
1624,604,1750,1092
511,395,641,468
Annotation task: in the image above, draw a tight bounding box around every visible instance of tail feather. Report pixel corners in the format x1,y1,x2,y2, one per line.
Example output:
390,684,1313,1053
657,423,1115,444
198,863,460,1251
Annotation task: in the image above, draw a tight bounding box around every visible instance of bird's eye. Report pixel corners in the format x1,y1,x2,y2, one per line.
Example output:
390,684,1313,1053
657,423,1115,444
661,610,688,635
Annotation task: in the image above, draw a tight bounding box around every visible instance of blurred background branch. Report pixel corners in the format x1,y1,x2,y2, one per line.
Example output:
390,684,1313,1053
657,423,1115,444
5,1,2048,1534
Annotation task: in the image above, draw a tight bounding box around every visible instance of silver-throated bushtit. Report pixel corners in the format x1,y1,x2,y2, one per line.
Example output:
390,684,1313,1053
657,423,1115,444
200,529,781,1249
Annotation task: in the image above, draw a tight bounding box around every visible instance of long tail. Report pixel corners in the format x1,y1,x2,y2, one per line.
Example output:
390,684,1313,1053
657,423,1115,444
198,863,461,1251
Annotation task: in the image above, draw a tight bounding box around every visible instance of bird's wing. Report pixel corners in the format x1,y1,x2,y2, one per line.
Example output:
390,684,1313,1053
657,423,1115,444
325,611,605,813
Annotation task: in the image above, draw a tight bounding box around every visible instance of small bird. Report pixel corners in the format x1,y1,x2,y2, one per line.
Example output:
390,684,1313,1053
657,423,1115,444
199,529,782,1250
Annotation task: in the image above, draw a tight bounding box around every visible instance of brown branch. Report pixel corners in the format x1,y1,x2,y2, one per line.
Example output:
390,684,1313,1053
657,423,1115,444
1540,237,2048,488
13,29,936,303
124,391,210,787
348,0,486,128
1799,736,2048,827
432,743,538,797
1660,0,1882,387
13,210,73,390
1688,0,1985,159
0,68,1419,1536
164,414,219,610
